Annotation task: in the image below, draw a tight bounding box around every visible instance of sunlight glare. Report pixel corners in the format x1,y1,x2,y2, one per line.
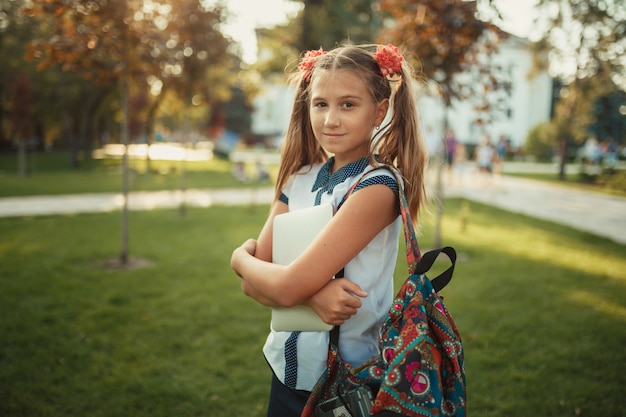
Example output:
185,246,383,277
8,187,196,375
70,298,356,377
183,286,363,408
204,0,303,64
564,289,626,322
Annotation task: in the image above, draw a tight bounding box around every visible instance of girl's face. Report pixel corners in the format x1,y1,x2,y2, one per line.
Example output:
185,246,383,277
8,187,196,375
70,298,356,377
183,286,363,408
309,70,388,168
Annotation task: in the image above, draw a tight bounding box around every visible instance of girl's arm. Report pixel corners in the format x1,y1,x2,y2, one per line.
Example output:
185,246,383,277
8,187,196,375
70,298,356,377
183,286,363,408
234,200,288,307
231,183,398,308
254,199,289,262
232,199,367,319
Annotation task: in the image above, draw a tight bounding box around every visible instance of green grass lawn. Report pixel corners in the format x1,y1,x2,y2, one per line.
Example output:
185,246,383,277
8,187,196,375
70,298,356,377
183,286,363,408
1,199,624,416
0,151,273,197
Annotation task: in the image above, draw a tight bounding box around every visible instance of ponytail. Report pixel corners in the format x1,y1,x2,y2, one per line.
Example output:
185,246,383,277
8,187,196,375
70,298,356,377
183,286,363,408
374,58,428,222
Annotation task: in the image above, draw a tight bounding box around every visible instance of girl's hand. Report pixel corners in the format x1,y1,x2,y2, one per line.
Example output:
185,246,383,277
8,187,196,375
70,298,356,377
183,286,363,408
305,278,368,325
231,239,257,277
239,238,257,255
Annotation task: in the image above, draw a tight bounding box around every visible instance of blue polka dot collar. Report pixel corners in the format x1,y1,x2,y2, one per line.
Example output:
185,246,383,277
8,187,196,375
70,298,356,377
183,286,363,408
311,156,370,197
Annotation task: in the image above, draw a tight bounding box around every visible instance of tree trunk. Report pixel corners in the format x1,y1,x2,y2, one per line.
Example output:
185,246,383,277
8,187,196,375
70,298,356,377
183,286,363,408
556,80,579,181
301,0,317,50
558,137,568,180
119,37,130,266
80,88,110,162
17,139,28,177
179,108,189,218
0,80,6,148
143,93,164,173
58,68,78,169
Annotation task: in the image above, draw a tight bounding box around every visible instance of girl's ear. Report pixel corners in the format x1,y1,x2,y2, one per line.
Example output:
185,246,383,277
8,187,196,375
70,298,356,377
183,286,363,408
375,98,390,127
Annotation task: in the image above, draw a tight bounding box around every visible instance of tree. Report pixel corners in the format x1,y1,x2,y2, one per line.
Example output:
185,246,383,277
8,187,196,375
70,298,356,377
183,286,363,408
23,0,234,264
10,74,33,176
0,0,65,153
23,0,132,167
591,88,626,143
126,0,233,173
23,0,234,151
0,0,28,150
300,0,377,50
254,24,301,78
377,0,506,247
532,0,626,179
379,0,503,104
253,0,377,68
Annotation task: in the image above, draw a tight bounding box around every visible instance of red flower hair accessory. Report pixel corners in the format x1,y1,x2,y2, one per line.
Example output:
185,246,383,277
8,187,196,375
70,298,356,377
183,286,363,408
374,43,403,78
298,47,328,82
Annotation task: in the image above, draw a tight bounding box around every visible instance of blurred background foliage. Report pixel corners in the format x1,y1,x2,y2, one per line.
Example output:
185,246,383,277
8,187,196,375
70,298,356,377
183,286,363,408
0,0,624,173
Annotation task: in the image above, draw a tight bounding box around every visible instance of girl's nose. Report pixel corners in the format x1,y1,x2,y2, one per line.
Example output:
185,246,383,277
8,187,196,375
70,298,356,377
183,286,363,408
324,107,340,127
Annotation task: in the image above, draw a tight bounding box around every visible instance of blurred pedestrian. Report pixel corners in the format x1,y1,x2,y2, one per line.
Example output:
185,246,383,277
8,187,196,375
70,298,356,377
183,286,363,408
601,136,618,170
451,142,469,186
424,125,441,160
494,135,509,179
232,161,248,182
445,128,457,171
256,162,270,181
474,136,495,186
581,135,602,165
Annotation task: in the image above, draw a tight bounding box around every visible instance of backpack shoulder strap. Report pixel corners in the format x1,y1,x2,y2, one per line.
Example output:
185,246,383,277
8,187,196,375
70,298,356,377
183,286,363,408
415,246,457,292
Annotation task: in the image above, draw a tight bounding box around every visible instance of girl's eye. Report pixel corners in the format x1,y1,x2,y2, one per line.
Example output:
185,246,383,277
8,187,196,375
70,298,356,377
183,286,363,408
313,102,327,108
342,102,354,108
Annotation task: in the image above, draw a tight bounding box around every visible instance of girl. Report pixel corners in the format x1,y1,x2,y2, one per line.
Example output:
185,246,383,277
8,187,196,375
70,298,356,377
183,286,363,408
230,44,428,417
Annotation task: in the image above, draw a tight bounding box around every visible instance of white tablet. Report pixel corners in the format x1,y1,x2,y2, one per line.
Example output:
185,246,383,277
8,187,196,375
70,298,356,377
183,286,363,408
271,204,334,332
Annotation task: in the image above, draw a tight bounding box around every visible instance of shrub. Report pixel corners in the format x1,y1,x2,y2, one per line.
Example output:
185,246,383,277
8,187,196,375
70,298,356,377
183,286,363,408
523,122,554,162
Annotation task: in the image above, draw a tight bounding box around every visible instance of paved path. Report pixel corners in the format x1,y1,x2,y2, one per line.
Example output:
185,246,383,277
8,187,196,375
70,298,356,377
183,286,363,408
0,176,624,245
0,188,275,217
444,176,626,245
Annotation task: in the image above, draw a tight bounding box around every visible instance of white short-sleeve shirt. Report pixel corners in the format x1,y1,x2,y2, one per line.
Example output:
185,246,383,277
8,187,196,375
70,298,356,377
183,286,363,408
263,157,402,391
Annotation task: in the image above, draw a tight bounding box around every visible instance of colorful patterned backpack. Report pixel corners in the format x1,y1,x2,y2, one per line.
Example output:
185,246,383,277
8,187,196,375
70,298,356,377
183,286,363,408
301,169,466,417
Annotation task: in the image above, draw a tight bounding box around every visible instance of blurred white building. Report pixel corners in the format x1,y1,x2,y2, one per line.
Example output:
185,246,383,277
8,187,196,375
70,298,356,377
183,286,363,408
250,83,295,138
250,34,553,151
418,34,553,150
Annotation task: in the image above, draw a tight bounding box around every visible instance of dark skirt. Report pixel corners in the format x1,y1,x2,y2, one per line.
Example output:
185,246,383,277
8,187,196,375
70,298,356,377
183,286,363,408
267,373,311,417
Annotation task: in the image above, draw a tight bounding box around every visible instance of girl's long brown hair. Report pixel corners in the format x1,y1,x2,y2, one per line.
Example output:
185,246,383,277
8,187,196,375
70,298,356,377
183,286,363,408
275,45,428,221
